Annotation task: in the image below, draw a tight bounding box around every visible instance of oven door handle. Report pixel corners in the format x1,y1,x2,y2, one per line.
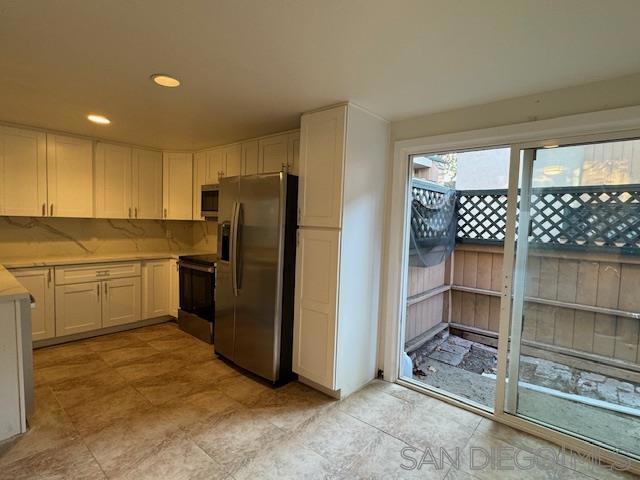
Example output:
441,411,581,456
178,261,215,273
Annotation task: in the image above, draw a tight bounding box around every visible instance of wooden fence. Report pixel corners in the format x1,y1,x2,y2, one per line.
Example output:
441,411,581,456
451,244,640,365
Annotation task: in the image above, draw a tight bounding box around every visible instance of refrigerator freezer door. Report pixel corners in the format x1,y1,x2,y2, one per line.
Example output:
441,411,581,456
234,173,285,381
214,176,240,360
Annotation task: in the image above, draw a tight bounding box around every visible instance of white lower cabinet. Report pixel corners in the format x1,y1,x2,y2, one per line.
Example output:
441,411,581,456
10,268,55,341
293,228,340,389
101,277,141,328
169,259,179,318
14,259,176,342
55,282,102,336
142,260,170,319
54,261,143,337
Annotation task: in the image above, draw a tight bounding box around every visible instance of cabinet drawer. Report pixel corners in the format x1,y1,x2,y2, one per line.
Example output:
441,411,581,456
55,262,141,285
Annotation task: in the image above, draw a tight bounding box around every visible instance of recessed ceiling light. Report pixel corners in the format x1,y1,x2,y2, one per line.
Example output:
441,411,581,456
543,144,559,149
151,74,180,88
87,114,111,125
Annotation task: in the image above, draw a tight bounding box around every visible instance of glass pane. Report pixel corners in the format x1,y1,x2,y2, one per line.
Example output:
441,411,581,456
508,138,640,459
399,147,510,410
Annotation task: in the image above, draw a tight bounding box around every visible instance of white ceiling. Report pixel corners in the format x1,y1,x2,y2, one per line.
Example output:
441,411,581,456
1,0,640,150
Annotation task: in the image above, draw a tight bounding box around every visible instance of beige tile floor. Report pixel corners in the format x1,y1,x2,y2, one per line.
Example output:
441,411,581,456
0,322,637,479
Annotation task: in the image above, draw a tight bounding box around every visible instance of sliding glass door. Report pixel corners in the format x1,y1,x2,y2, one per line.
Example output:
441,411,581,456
506,138,640,458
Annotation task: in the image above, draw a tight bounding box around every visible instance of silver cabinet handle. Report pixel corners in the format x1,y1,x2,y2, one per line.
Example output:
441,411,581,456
42,203,45,216
164,208,167,218
47,269,51,286
50,204,54,216
135,207,138,218
97,284,100,297
129,207,132,218
104,283,108,296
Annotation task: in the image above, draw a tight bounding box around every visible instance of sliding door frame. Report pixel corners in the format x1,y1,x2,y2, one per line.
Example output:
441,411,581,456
381,105,640,473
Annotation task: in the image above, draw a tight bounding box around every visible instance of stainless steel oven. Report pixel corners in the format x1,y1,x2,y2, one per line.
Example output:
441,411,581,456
178,254,216,344
201,185,219,218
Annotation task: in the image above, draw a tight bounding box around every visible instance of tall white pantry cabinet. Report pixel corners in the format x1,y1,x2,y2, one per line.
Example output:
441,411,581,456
293,103,389,398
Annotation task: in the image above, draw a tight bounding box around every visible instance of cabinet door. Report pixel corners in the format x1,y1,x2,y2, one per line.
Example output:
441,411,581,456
298,106,346,228
11,268,55,341
287,131,300,176
241,140,259,176
162,152,193,220
224,144,241,177
169,259,179,318
258,133,288,174
142,260,170,319
46,134,94,218
102,277,141,328
192,151,206,221
0,126,47,217
293,228,340,389
95,142,132,219
204,148,225,185
132,148,163,219
55,282,102,336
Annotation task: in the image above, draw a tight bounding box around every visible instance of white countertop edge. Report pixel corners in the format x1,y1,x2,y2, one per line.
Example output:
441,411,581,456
0,250,213,270
0,266,30,302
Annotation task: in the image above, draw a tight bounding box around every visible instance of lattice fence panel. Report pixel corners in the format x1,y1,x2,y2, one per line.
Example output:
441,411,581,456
411,180,454,244
456,190,509,243
456,184,640,252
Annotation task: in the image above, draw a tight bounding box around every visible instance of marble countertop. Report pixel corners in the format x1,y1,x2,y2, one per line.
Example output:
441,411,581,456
0,265,30,302
0,250,213,269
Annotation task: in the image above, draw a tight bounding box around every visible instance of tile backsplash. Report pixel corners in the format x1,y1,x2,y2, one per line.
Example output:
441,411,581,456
0,217,214,258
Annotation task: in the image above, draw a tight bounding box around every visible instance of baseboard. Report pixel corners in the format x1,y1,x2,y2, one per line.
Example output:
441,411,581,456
33,316,175,349
298,375,342,399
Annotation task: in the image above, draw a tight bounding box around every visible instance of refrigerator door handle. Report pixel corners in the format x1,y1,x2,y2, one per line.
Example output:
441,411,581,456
231,201,240,297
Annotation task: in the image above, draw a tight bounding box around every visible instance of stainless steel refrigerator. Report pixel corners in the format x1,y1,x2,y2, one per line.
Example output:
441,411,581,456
215,173,298,383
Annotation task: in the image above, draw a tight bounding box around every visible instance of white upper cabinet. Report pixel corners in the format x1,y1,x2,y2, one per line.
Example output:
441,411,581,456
259,133,289,174
46,134,94,218
241,140,259,176
192,150,206,221
162,152,193,220
287,131,300,176
0,126,47,217
298,106,346,228
95,142,133,219
204,148,225,185
133,148,163,219
224,144,241,178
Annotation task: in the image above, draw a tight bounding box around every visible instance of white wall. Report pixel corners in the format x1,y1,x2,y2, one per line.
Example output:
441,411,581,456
392,73,640,142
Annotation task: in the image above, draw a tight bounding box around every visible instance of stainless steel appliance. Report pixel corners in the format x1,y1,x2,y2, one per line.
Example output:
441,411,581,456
178,254,216,344
215,173,298,383
201,185,220,218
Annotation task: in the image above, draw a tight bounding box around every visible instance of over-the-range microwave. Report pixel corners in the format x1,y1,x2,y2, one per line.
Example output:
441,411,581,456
201,185,219,218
